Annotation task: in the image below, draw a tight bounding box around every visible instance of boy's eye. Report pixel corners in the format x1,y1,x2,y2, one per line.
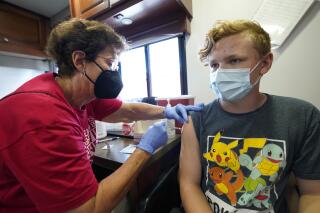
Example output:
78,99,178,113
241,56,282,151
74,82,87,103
210,63,219,71
230,59,241,64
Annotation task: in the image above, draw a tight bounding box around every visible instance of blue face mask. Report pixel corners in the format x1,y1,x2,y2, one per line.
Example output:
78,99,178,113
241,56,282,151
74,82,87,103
210,61,262,102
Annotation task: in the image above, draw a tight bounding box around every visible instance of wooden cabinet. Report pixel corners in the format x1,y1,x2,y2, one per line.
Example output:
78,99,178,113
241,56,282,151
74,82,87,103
96,0,193,45
69,0,110,19
0,2,49,58
69,0,193,45
70,0,192,20
69,0,142,20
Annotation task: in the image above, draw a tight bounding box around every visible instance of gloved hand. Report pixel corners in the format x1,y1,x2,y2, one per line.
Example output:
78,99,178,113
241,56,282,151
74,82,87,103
136,121,168,154
164,103,204,123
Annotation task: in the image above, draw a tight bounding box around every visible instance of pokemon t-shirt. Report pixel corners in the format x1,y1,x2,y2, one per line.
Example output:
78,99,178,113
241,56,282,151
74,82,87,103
191,94,320,213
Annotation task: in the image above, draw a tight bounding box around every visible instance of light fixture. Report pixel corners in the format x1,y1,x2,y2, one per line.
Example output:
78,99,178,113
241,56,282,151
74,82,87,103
113,13,124,20
121,18,133,25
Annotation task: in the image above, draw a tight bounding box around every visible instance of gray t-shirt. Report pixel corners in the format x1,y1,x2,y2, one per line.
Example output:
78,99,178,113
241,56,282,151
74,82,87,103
191,94,320,213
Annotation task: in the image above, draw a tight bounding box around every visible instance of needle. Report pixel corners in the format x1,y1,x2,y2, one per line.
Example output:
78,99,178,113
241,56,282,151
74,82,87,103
172,127,182,130
100,137,120,142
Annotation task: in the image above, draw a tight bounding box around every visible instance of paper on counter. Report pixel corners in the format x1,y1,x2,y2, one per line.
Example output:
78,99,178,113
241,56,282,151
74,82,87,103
120,144,136,154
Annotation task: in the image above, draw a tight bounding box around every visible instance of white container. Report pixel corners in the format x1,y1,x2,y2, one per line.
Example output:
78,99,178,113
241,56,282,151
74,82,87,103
166,119,176,138
95,120,107,139
166,99,176,138
133,120,160,139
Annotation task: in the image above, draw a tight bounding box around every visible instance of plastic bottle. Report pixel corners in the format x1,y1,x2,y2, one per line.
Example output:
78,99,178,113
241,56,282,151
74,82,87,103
166,99,176,138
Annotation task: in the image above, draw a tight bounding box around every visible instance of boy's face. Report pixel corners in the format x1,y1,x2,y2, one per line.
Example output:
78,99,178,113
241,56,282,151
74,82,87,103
208,32,262,84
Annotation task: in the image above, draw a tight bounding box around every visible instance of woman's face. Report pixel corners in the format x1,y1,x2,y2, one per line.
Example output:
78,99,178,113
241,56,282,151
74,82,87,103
82,46,123,99
86,46,121,82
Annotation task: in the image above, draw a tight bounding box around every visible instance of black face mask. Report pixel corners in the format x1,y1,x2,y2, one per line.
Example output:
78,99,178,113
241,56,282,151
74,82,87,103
84,61,123,99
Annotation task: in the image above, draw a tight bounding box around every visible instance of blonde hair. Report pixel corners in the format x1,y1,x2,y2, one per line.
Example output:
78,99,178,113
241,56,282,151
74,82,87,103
199,20,271,64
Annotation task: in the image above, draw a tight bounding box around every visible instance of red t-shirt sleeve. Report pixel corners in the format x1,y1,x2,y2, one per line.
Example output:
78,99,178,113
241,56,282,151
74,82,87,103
3,124,98,213
89,98,122,121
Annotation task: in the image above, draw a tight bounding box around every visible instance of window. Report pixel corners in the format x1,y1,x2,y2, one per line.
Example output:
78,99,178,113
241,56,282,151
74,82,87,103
149,38,181,97
119,47,148,99
118,36,187,100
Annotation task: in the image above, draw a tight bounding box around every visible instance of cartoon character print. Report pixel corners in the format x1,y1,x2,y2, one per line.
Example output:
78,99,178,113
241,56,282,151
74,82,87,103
240,144,286,182
203,132,240,172
238,185,272,209
209,167,244,206
204,132,286,210
238,177,267,206
204,132,244,206
252,186,272,208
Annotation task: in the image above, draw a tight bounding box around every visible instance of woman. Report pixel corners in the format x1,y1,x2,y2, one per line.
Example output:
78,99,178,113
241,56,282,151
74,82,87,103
0,18,203,213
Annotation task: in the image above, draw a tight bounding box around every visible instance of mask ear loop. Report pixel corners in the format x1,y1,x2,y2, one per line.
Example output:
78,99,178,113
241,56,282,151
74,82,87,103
249,59,263,74
93,61,105,72
82,63,95,84
249,58,265,86
250,52,271,75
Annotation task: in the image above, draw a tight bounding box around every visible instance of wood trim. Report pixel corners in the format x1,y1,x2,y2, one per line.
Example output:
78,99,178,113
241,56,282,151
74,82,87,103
109,0,123,7
0,39,48,58
176,0,192,20
124,17,190,45
79,0,105,13
69,0,79,17
95,0,143,21
80,1,109,19
69,0,110,19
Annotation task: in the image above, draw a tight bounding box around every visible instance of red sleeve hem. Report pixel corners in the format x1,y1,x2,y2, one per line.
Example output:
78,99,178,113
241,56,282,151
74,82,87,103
91,98,123,121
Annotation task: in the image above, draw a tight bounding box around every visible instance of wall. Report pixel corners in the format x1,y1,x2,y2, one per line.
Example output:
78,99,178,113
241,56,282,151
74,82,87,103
50,6,70,27
186,0,320,108
0,3,67,99
0,53,48,98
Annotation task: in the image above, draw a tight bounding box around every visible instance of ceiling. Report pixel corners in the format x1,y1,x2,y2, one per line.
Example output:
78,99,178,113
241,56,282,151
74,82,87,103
4,0,69,17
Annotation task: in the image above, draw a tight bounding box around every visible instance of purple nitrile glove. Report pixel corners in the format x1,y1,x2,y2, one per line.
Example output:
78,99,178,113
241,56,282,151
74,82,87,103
164,103,205,123
136,121,168,154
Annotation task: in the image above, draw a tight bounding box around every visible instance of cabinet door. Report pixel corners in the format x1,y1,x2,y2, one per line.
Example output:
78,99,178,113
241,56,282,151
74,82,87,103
69,0,110,19
0,2,49,57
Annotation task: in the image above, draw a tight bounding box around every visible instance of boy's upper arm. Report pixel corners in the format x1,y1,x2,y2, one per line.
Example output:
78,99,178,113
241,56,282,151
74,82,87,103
297,178,320,195
296,178,320,212
179,117,202,185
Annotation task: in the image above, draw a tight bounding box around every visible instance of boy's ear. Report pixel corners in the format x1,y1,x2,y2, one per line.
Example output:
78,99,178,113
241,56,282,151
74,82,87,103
261,52,273,75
